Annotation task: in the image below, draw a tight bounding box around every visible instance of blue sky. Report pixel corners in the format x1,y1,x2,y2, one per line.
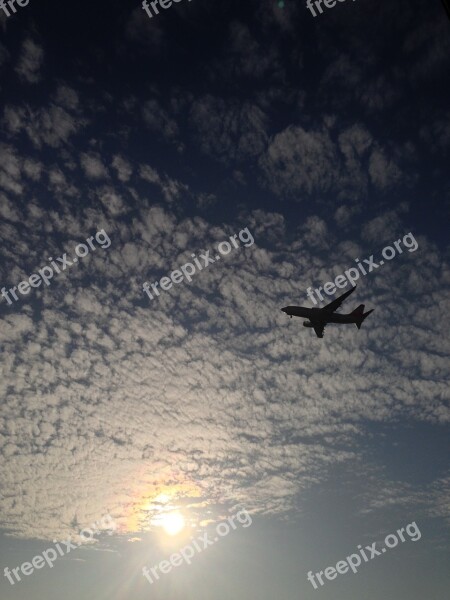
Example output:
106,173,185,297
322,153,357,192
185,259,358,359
0,0,449,599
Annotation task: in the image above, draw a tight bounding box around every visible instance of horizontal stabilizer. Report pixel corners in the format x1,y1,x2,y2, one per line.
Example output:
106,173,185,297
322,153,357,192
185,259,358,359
356,308,374,330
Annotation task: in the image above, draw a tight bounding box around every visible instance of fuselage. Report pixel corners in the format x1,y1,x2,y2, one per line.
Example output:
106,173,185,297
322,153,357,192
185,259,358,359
281,306,357,324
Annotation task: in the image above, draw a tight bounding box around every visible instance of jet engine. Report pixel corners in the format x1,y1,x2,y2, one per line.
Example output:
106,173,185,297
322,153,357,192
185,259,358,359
303,321,314,328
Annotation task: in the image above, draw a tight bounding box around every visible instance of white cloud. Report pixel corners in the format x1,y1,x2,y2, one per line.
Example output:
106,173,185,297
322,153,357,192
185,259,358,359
15,39,44,84
55,85,80,111
139,163,188,202
3,104,86,148
112,155,133,182
80,152,109,180
260,125,337,196
369,147,403,190
0,183,448,544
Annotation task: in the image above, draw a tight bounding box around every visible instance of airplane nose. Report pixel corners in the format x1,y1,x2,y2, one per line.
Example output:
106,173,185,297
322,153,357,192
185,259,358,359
281,307,287,313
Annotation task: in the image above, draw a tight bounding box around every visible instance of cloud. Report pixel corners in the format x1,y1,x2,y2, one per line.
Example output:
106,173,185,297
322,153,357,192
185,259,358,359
139,164,189,202
420,114,450,151
0,3,448,551
0,178,448,543
15,39,44,84
402,17,450,84
360,207,408,244
207,21,284,82
368,147,403,190
96,186,128,216
0,143,24,195
3,104,86,148
260,125,338,196
260,122,408,200
23,158,43,181
125,6,165,50
55,85,80,111
142,99,183,150
111,155,133,182
190,96,268,164
80,152,109,180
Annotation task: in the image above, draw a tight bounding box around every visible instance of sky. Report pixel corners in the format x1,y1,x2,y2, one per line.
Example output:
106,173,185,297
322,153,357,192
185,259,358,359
0,0,449,599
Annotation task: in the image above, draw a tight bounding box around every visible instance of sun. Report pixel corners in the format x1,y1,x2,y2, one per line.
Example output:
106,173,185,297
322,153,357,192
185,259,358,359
160,511,185,536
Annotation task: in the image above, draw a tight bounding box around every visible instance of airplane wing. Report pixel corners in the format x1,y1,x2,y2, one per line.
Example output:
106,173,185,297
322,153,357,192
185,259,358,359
312,323,325,338
321,285,356,313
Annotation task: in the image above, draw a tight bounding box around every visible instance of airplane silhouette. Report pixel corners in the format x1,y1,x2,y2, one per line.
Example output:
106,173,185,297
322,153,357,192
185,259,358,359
281,286,374,338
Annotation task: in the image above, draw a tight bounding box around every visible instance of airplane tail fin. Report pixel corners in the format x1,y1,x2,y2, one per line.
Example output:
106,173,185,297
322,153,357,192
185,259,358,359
351,304,374,329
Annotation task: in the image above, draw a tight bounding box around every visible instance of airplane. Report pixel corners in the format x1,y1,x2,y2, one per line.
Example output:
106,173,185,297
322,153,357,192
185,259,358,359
281,286,374,338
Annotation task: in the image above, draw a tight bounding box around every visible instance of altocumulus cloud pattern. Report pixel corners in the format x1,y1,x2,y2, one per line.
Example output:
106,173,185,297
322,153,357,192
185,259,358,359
0,1,449,599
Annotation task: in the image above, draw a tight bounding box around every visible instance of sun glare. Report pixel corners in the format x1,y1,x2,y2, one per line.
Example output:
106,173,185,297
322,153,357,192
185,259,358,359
160,511,185,536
